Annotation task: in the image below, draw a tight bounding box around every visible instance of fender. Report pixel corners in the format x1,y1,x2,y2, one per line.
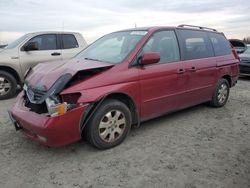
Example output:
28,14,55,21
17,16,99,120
79,92,140,135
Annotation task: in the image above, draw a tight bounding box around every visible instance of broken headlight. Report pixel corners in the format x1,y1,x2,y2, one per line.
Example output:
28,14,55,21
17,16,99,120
45,95,68,117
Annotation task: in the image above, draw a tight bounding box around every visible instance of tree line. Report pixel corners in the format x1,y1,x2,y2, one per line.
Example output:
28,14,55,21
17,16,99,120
243,37,250,44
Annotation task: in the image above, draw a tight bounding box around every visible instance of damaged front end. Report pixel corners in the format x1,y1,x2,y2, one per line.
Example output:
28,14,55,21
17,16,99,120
24,73,74,116
23,65,112,117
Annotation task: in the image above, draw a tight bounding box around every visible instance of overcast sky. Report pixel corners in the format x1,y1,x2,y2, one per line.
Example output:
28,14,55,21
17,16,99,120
0,0,250,44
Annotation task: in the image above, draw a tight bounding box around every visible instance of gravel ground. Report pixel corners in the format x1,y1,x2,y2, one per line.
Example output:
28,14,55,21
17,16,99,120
0,78,250,188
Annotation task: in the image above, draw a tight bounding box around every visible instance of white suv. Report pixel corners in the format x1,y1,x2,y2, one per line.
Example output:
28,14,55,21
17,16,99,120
0,31,87,99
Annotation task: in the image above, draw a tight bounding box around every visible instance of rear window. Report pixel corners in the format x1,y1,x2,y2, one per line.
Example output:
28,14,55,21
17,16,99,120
208,33,231,56
177,30,214,60
62,34,78,49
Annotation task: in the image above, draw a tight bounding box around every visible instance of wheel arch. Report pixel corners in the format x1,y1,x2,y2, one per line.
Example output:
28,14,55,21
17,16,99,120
0,66,21,85
79,92,140,136
221,75,232,87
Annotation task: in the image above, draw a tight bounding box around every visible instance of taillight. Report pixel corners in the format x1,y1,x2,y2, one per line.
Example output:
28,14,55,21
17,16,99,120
232,48,240,61
231,45,240,61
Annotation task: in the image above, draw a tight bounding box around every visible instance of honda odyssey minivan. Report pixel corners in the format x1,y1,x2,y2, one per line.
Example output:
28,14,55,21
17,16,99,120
9,25,239,149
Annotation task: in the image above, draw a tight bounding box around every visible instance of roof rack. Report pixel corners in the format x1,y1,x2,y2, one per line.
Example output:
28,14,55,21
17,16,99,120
178,24,217,32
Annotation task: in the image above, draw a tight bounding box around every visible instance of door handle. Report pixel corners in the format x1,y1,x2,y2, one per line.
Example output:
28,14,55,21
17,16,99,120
177,68,185,74
188,67,196,72
51,52,61,56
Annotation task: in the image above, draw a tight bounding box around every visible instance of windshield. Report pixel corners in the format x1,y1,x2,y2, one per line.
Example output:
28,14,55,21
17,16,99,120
5,34,28,49
76,30,148,64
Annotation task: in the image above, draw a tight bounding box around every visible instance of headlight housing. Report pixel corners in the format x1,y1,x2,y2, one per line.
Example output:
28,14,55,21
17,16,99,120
45,96,68,117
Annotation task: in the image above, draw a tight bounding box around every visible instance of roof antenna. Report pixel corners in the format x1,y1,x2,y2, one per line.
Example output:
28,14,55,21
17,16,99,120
62,20,64,33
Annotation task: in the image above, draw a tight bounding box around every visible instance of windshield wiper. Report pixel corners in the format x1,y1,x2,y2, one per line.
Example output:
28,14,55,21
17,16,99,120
83,57,112,64
84,57,102,62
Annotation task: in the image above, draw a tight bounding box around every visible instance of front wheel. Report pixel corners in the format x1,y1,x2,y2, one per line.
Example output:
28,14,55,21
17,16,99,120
83,99,132,149
210,78,230,107
0,71,17,100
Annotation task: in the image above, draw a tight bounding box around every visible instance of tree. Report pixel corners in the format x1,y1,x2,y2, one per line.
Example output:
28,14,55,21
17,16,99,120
243,37,250,44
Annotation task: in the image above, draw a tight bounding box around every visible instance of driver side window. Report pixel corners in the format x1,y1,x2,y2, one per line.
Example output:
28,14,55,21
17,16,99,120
27,34,58,50
142,31,180,63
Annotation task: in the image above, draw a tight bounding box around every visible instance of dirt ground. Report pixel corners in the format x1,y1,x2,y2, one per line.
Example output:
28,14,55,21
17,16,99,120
0,78,250,188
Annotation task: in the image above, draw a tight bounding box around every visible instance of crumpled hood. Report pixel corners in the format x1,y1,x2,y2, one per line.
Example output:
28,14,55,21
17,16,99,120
26,58,113,89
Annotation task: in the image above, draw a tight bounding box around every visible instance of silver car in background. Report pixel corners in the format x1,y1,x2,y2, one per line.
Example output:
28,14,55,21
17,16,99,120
0,31,87,99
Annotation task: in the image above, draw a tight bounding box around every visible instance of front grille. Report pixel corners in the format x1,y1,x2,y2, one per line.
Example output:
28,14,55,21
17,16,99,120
239,64,250,74
240,59,250,63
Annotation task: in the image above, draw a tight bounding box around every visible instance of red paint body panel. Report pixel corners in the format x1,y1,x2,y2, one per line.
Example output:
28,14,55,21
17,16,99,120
138,61,186,120
11,92,87,147
181,57,217,106
27,59,113,89
10,26,240,147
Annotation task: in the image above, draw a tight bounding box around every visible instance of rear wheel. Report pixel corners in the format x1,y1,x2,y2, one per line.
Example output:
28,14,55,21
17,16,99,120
0,71,17,100
83,99,132,149
210,78,230,107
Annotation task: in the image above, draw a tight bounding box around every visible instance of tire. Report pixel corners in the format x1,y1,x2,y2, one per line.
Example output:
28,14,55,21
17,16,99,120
83,99,132,149
210,78,230,107
0,71,17,100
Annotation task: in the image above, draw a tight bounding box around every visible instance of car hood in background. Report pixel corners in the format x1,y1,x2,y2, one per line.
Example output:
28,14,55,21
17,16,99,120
239,54,250,63
239,53,250,58
229,39,246,54
26,59,114,89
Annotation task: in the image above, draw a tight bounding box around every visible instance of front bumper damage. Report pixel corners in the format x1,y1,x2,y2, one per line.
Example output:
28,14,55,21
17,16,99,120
9,92,88,147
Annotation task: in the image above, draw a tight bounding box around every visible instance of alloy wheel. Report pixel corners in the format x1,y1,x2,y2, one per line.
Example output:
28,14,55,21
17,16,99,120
0,77,11,96
217,83,228,104
98,110,126,143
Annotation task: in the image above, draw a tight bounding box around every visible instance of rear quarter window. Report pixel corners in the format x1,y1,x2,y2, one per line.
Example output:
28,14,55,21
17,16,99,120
208,33,231,56
62,34,79,49
177,29,214,60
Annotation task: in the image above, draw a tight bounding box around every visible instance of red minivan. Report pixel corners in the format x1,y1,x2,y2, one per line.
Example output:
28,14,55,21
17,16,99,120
9,25,239,149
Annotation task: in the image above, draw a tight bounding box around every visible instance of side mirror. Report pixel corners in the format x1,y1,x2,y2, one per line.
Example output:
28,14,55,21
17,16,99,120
139,52,160,65
24,42,38,51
